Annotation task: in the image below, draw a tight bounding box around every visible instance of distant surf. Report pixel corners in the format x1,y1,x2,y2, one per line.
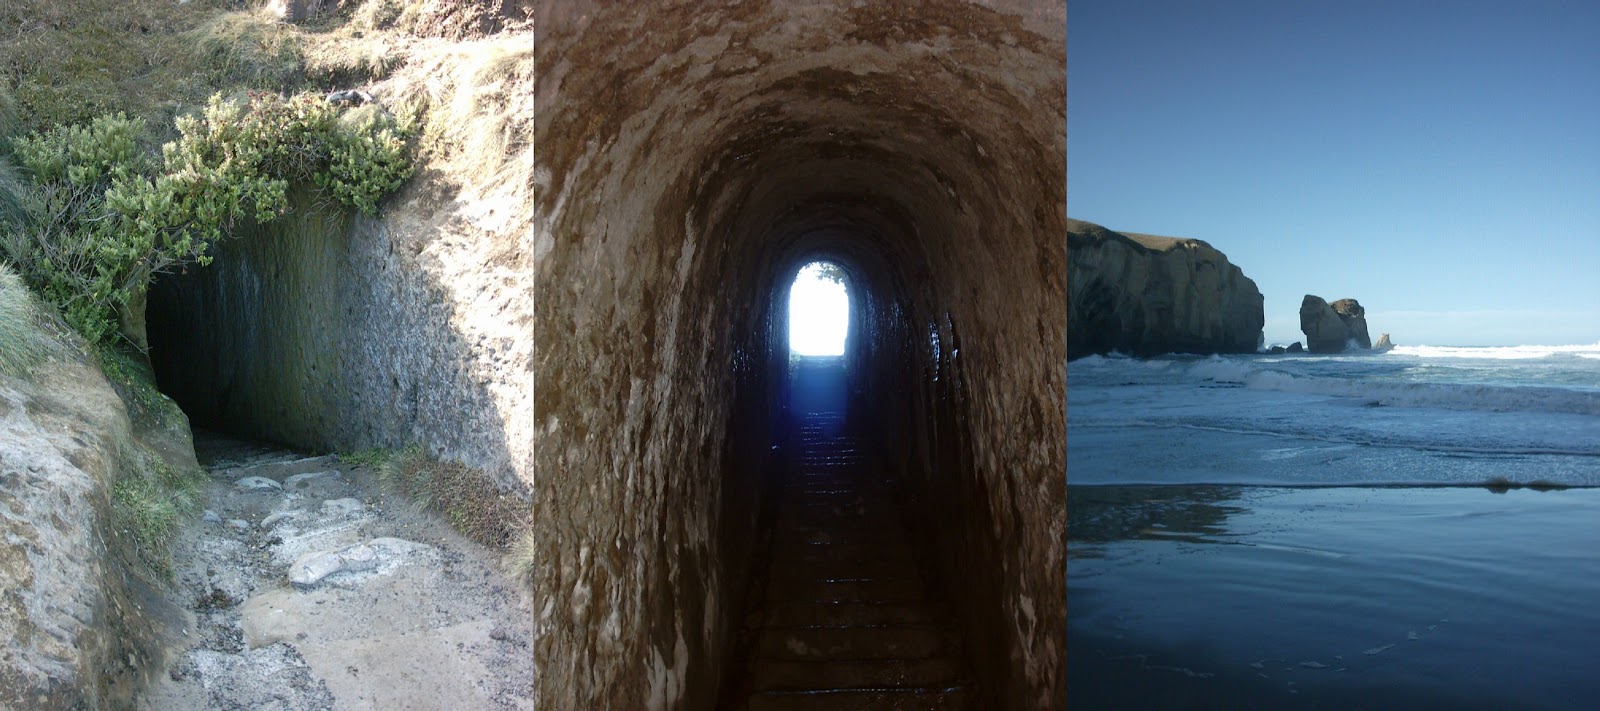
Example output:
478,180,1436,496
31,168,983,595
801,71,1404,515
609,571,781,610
1391,343,1600,360
1068,346,1600,486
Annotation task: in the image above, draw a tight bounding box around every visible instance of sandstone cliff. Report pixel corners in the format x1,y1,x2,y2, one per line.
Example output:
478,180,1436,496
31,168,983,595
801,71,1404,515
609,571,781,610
2,271,194,709
1068,219,1264,357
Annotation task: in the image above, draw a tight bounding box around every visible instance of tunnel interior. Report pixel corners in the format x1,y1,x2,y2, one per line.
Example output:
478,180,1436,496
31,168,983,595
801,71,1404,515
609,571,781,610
535,2,1064,708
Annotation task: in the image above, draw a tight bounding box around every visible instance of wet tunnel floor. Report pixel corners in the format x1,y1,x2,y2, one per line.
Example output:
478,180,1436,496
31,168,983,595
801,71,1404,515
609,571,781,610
726,360,976,710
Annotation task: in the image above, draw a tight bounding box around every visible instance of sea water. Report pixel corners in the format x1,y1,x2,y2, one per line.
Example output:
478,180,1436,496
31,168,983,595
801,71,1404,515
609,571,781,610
1068,345,1600,709
1068,344,1600,486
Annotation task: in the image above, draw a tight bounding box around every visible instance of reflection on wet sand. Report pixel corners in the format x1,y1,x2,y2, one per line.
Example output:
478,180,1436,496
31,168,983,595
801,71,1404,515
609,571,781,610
1068,485,1246,554
1067,485,1600,710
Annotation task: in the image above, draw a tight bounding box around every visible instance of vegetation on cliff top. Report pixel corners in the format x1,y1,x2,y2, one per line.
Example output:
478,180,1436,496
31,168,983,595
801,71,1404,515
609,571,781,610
1,92,414,346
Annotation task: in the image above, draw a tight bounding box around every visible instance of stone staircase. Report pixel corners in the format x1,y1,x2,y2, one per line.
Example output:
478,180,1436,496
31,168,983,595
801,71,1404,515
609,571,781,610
729,380,976,710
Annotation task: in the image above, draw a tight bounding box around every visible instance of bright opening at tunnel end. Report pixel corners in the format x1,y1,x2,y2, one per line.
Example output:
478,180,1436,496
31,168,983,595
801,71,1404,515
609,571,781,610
788,262,849,356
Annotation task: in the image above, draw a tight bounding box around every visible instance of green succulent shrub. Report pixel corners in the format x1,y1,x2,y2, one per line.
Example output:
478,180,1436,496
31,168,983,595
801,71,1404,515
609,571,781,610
1,91,414,346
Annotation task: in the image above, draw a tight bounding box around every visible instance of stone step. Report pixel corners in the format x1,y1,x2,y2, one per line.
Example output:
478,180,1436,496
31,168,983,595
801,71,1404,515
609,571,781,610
762,600,942,627
775,504,896,518
214,454,343,481
781,487,896,499
783,474,889,485
767,558,922,583
746,687,972,711
774,518,911,538
776,506,901,521
783,473,883,483
747,658,966,693
773,512,905,529
773,529,911,548
775,509,897,526
770,541,913,564
779,496,899,510
731,403,976,708
756,625,951,661
764,576,931,603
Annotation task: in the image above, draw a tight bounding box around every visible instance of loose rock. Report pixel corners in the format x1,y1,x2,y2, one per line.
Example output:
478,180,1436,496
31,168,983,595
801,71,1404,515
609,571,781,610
285,471,340,489
234,476,283,492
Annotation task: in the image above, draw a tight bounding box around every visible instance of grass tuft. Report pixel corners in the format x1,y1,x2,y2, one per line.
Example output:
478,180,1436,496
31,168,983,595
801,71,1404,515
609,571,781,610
337,446,397,469
0,263,57,376
507,529,538,585
376,446,530,550
110,443,206,579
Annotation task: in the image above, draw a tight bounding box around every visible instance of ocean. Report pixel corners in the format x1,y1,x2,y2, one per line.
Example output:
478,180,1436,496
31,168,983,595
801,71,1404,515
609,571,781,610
1067,345,1600,709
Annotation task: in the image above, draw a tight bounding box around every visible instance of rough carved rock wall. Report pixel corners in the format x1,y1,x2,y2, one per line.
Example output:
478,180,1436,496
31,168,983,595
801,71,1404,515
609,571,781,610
145,34,535,487
1068,219,1265,357
534,1,1065,708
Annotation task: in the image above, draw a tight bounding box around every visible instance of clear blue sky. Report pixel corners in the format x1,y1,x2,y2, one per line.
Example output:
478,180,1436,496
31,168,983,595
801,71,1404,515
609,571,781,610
1068,0,1600,346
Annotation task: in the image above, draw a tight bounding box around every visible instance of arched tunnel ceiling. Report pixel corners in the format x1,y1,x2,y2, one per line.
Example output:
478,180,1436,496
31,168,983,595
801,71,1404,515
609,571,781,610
533,1,1064,707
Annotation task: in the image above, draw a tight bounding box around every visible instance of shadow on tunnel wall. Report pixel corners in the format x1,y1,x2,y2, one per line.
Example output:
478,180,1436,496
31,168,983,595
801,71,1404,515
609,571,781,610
533,1,1065,707
144,177,524,489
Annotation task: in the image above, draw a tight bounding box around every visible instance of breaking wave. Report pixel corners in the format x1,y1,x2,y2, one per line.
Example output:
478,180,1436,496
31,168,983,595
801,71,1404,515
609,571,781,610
1391,343,1600,360
1185,357,1600,417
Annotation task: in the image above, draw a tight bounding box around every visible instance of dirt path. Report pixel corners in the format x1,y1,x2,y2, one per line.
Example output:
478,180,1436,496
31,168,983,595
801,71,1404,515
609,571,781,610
139,434,534,710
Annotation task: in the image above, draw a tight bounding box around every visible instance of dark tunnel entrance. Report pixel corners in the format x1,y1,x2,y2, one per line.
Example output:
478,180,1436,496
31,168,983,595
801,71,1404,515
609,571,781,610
145,269,235,436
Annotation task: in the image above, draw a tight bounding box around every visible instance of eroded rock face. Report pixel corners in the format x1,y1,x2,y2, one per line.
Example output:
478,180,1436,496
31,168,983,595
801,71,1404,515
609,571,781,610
1300,295,1346,353
1331,298,1372,349
404,0,533,38
0,342,187,708
1300,295,1371,353
535,2,1064,708
267,0,340,23
1068,219,1265,357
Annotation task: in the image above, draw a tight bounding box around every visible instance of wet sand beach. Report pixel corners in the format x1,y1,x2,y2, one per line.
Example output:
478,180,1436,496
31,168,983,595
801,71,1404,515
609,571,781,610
1068,485,1600,710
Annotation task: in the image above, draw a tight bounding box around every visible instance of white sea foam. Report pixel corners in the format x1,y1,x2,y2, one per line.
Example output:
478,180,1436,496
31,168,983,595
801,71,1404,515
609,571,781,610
1178,355,1600,416
1187,358,1257,383
1391,343,1600,360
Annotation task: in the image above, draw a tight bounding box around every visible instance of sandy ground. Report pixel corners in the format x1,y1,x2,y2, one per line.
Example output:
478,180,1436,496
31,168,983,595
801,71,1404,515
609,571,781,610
139,434,533,710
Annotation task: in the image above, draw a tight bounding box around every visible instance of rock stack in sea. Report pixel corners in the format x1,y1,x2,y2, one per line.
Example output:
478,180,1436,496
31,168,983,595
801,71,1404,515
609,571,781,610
1300,295,1373,353
1068,219,1265,357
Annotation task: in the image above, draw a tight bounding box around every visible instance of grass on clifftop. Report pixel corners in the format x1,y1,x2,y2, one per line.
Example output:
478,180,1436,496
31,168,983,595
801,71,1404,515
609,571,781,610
2,0,269,135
